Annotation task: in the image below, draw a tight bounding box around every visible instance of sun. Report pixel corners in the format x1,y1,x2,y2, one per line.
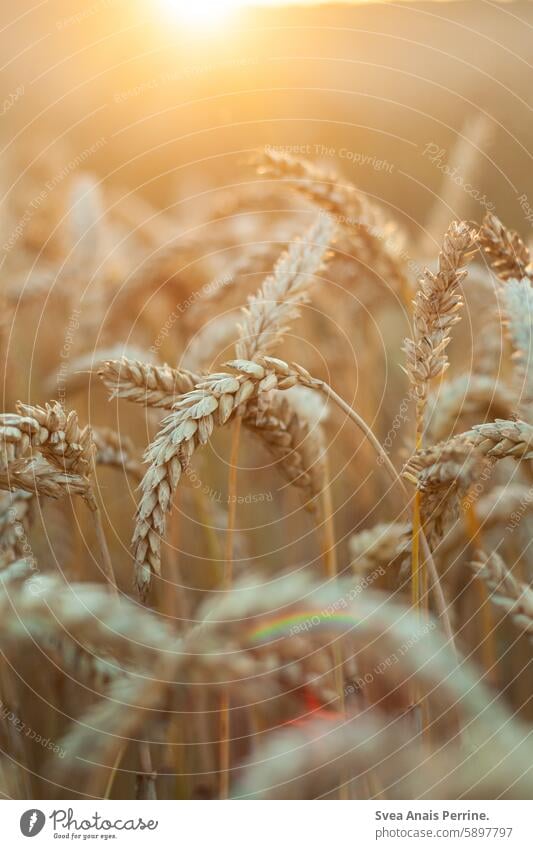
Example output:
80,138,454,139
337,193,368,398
158,0,248,30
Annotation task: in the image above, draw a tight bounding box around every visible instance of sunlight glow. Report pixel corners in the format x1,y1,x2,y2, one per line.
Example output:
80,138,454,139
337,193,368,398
158,0,249,30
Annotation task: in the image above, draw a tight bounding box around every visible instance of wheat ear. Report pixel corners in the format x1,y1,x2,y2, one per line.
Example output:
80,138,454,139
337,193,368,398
471,550,533,643
479,212,533,282
501,278,533,415
15,401,118,594
256,148,407,295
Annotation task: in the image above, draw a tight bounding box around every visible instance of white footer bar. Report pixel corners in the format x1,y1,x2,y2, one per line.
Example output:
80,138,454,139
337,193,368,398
2,799,529,847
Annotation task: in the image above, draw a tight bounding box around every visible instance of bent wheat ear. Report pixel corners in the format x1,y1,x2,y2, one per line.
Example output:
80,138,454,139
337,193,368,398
0,456,89,499
0,490,34,566
407,419,533,466
132,359,298,599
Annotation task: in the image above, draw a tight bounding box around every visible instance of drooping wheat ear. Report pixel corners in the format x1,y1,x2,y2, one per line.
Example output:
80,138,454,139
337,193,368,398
471,550,533,642
243,391,326,514
404,443,488,547
426,374,516,443
501,278,533,413
403,221,478,426
0,456,89,499
349,521,410,577
479,212,533,282
132,216,332,598
99,357,201,409
404,420,533,545
132,354,454,641
236,215,334,360
256,148,407,293
132,359,299,599
92,427,145,481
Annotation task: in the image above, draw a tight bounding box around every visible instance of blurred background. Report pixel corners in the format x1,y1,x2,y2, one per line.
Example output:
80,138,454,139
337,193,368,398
2,0,533,233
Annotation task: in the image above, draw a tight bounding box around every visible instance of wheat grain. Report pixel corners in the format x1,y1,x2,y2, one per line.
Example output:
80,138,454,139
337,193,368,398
99,357,200,408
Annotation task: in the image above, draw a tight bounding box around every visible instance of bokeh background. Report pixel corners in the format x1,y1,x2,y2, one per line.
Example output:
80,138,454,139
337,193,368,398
3,0,533,232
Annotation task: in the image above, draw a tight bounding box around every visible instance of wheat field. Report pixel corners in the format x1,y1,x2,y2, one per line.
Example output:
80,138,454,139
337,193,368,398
1,1,533,803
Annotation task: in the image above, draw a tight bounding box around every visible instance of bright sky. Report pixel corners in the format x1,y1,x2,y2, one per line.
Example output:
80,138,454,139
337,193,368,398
158,0,318,31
